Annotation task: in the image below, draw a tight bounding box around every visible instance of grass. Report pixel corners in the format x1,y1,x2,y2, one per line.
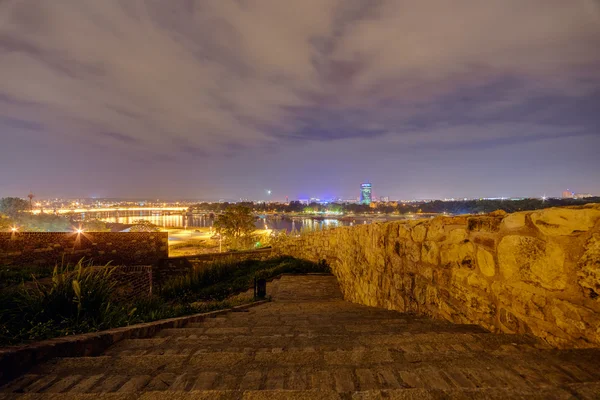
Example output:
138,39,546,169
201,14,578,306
160,256,330,303
169,239,219,257
0,265,54,289
0,257,327,347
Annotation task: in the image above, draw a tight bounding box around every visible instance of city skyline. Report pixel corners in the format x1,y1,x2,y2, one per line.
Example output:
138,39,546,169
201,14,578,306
1,1,600,199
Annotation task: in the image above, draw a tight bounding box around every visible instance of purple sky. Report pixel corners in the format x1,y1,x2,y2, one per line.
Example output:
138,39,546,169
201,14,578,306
1,0,599,201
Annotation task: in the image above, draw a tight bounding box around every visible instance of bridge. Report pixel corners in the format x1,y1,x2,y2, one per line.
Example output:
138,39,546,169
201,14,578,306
31,207,189,215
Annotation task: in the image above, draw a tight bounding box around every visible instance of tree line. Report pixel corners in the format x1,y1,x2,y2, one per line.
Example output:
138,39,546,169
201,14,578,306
189,197,600,215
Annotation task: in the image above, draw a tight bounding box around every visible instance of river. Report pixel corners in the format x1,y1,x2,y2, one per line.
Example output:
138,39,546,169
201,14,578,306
78,210,431,232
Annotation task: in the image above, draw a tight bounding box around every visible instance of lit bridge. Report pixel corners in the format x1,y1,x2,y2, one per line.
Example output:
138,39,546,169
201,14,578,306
31,207,189,215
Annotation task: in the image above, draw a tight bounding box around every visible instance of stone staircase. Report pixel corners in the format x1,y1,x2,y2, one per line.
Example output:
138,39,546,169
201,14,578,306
2,275,600,399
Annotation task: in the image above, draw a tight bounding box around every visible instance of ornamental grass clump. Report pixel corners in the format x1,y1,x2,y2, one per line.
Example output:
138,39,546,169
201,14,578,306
0,261,134,345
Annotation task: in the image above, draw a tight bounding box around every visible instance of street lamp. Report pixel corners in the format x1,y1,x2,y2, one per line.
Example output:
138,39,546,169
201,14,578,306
11,227,18,232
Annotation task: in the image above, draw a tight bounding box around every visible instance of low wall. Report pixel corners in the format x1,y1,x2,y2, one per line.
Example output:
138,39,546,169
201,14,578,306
0,232,168,267
155,248,274,286
275,204,600,348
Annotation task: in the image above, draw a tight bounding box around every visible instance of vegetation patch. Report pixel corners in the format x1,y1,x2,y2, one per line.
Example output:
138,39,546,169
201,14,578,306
0,257,326,347
160,256,329,303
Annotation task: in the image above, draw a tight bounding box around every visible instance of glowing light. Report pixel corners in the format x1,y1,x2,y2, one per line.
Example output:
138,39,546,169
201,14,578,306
75,228,84,234
11,227,18,232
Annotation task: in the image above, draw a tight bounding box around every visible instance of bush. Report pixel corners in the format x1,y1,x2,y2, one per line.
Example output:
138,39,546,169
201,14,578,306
160,257,329,302
0,257,327,346
0,265,54,289
0,262,135,345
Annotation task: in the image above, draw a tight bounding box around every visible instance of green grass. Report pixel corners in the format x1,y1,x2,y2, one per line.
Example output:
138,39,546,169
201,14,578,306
0,265,54,289
0,257,327,347
160,256,329,302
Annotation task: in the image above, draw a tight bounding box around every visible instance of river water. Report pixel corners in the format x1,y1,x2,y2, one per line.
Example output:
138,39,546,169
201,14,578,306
80,211,430,232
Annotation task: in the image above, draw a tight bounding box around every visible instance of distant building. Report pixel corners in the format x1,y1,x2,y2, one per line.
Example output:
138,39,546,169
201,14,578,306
574,193,593,199
562,190,574,199
380,196,389,202
360,183,372,205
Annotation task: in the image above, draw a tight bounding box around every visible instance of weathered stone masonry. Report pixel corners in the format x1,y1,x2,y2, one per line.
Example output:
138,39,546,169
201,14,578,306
275,204,600,348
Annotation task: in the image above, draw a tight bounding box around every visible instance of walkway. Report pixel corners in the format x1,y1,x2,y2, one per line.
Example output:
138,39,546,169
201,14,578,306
2,275,600,399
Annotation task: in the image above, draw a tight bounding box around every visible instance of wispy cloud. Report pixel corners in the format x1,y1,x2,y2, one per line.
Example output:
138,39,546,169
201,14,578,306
0,0,599,159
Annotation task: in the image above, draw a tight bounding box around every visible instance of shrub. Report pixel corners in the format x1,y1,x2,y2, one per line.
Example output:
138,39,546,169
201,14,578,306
160,257,329,302
0,262,135,345
0,256,326,346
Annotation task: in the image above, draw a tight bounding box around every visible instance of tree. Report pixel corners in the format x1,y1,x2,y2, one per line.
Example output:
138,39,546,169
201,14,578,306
0,197,30,218
129,219,161,232
0,214,15,231
213,205,256,240
17,214,71,232
81,219,111,232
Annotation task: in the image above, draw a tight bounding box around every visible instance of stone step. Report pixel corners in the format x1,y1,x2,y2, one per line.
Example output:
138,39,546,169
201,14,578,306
105,332,544,356
0,388,588,400
156,323,486,338
5,363,598,395
187,316,454,328
26,348,599,383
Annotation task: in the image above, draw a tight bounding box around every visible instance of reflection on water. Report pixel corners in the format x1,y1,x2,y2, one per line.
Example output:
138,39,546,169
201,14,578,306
98,213,213,228
99,214,349,232
81,211,421,232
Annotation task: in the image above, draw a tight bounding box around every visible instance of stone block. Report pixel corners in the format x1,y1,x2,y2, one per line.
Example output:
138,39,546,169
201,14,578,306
477,247,496,277
531,207,600,236
577,234,600,300
501,212,528,230
498,235,567,290
467,216,502,233
440,241,474,269
499,308,531,334
421,241,439,265
411,224,427,242
447,228,468,243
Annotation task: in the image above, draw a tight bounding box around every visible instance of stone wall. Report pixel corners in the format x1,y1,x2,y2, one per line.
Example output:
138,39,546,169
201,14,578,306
155,248,274,286
0,232,168,267
275,204,600,348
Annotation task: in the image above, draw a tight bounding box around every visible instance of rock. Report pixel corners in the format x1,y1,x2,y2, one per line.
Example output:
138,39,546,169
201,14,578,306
426,218,446,241
421,241,439,265
477,247,496,277
531,207,600,236
501,212,527,230
498,235,566,290
411,224,427,242
447,228,468,243
467,272,490,292
489,210,507,217
440,241,475,269
397,240,420,263
398,224,412,240
499,308,531,334
550,300,588,338
578,234,600,300
467,216,502,233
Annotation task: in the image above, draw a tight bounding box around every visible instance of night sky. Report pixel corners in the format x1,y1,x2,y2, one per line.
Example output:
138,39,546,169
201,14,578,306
1,1,599,201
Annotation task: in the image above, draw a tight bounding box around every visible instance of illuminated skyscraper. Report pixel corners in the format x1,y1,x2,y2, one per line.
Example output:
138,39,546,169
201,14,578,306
360,183,372,205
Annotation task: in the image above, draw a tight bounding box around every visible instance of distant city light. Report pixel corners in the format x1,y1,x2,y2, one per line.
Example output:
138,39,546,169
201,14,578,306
11,227,18,232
